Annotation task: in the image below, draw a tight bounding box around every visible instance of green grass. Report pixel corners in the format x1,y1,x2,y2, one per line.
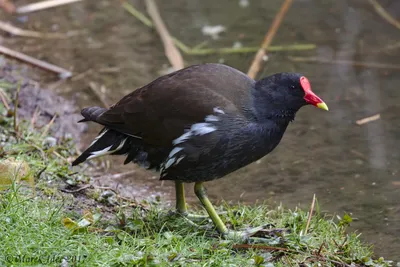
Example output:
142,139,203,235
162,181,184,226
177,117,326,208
0,77,394,266
0,185,393,266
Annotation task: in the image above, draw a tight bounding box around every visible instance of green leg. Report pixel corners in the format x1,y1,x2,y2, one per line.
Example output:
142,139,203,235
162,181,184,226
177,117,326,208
174,181,210,221
175,181,187,214
194,182,228,233
194,182,267,241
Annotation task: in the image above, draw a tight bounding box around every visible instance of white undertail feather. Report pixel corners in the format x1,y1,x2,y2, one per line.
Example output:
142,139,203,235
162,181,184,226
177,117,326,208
87,138,128,160
89,128,109,146
87,145,113,159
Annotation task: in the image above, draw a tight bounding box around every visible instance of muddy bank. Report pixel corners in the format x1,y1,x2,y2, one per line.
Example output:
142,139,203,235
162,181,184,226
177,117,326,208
0,57,85,140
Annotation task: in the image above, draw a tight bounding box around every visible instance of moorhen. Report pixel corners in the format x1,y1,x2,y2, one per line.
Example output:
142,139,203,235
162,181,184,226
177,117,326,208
73,63,328,239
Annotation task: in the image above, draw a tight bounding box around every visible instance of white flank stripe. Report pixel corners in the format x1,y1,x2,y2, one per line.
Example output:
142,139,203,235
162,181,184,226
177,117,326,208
175,156,185,165
173,118,218,145
213,107,225,114
205,115,219,122
173,131,192,145
191,123,216,135
169,147,183,158
165,158,175,169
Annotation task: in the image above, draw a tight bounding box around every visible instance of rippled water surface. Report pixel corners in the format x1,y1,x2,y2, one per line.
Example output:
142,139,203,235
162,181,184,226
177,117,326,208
5,0,400,260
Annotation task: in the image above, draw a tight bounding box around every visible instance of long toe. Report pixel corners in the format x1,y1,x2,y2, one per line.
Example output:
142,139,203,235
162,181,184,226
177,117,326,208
222,224,271,242
185,211,227,221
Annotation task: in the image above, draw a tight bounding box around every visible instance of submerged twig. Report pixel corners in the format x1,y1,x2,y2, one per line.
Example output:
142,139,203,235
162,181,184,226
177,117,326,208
368,0,400,30
145,0,184,69
71,68,93,82
304,194,316,235
0,45,72,78
181,44,316,55
247,0,293,79
16,0,83,14
88,82,110,108
356,114,380,125
122,1,153,27
0,20,67,39
288,56,400,70
122,2,315,56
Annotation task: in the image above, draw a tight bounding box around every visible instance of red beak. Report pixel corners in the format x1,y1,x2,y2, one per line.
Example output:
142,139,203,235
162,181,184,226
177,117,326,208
300,76,329,111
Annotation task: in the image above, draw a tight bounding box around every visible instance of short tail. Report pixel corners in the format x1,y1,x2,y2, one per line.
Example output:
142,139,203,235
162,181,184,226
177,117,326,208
73,106,150,167
72,128,133,166
78,106,108,123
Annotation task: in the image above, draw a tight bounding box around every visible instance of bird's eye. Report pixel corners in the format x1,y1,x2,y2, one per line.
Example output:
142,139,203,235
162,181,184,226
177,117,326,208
291,85,295,89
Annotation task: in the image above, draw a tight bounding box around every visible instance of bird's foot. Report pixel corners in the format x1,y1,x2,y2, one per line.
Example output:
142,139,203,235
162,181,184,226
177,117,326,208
169,210,227,222
222,224,273,242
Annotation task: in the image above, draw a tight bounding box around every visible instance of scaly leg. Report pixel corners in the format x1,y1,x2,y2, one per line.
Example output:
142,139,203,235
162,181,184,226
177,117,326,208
194,182,266,241
175,181,187,214
174,181,211,221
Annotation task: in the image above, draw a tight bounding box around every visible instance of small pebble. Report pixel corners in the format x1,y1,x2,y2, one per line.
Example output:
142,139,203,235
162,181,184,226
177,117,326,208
42,136,57,148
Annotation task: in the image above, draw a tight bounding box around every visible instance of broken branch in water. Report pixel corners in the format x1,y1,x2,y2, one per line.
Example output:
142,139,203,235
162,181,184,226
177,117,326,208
368,0,400,30
143,0,186,205
0,45,72,78
16,0,83,14
183,44,316,55
0,20,67,39
288,56,400,70
122,2,315,56
356,114,381,125
145,0,184,70
122,1,153,27
247,0,293,79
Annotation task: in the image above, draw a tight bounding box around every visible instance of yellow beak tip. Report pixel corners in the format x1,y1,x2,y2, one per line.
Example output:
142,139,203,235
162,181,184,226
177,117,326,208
316,102,329,111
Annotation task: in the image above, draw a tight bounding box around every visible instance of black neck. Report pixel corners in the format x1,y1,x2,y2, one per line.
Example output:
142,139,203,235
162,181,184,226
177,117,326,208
249,84,298,124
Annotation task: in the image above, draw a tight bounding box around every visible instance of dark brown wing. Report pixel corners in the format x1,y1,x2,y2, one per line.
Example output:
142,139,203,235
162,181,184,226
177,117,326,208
94,63,255,146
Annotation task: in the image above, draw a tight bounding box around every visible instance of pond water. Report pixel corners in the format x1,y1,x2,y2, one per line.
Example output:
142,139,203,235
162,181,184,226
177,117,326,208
4,0,399,260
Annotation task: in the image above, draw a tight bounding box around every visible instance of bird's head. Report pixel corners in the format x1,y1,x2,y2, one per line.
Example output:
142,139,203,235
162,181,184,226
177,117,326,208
252,73,328,121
